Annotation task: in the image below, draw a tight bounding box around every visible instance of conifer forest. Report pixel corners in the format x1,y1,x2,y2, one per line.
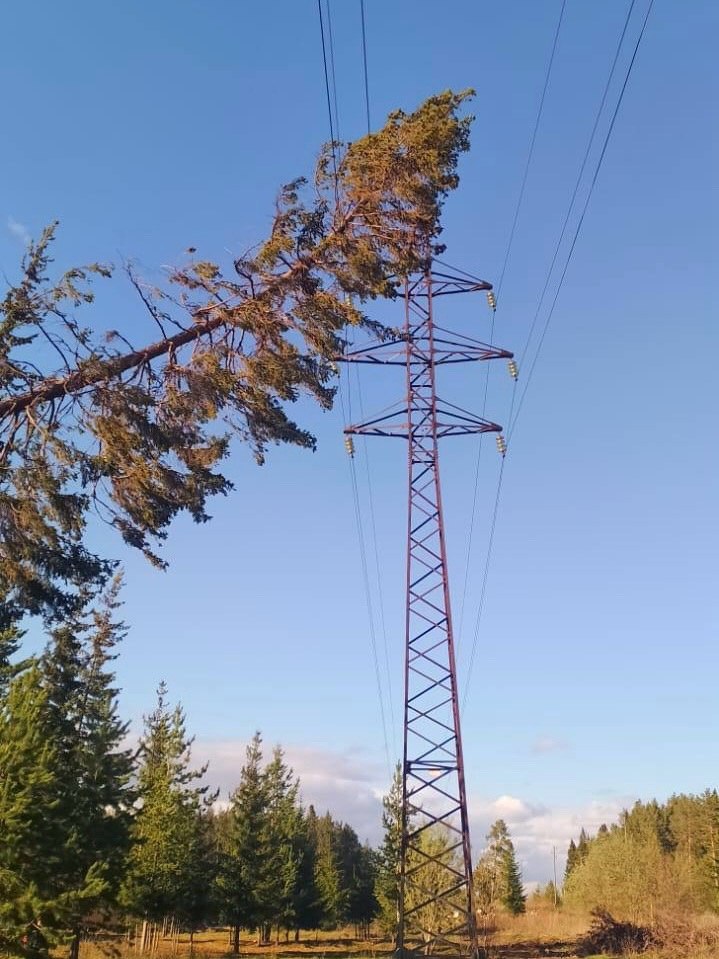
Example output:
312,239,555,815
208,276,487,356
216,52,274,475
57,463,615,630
0,2,715,959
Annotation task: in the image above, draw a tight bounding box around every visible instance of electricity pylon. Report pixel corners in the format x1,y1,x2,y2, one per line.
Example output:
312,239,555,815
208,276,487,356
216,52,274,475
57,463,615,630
342,267,512,957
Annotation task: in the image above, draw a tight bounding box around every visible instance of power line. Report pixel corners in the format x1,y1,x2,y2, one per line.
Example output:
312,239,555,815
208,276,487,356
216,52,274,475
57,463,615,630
342,354,393,775
325,0,341,141
460,366,518,709
351,362,397,755
462,0,655,705
340,1,397,754
495,0,567,303
349,452,393,776
340,376,393,776
359,0,371,134
317,1,393,773
510,0,655,438
433,257,485,284
456,309,495,649
317,0,339,187
461,454,507,712
456,0,565,649
348,4,397,751
516,0,639,371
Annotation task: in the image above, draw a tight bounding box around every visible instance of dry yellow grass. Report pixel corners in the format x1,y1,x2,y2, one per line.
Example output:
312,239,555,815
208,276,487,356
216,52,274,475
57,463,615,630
73,913,719,959
490,907,589,944
79,928,395,959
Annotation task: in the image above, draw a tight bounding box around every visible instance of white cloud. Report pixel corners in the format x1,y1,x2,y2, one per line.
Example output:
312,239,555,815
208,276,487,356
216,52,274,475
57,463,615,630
195,738,387,844
7,216,31,247
193,737,630,885
470,794,631,885
490,794,545,821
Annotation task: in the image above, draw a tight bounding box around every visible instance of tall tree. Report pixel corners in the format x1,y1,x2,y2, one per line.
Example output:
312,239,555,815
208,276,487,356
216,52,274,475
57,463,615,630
474,820,526,916
119,683,214,927
40,575,134,957
0,666,105,956
312,813,345,929
375,762,403,938
0,579,133,956
292,807,323,937
217,733,268,951
564,839,579,885
577,828,591,864
344,840,379,939
262,746,304,941
0,90,476,627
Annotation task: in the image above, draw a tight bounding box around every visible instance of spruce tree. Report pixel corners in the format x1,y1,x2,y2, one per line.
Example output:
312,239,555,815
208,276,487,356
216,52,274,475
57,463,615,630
475,820,526,916
292,807,323,937
503,844,526,916
564,839,579,885
375,762,403,938
0,580,134,956
346,842,379,939
0,666,105,955
120,683,215,926
217,732,268,951
262,746,303,941
40,576,134,956
312,813,345,929
577,828,591,864
182,811,218,948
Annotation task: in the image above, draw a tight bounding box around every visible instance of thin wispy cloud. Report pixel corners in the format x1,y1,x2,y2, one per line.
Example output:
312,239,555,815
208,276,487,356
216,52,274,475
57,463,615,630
7,216,31,247
531,735,569,755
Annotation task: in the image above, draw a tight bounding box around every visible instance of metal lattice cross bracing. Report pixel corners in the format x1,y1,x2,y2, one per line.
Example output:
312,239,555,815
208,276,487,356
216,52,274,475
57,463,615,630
343,268,512,958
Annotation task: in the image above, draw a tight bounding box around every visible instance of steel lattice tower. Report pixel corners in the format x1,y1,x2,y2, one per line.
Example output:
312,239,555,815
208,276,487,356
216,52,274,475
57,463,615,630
342,267,512,958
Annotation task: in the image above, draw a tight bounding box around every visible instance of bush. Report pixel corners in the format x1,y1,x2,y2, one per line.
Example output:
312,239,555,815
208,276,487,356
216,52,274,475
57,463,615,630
577,909,654,955
653,911,719,957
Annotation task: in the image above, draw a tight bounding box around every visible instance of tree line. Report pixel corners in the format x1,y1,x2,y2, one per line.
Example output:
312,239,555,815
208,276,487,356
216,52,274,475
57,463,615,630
0,575,534,958
0,580,389,956
563,792,719,923
123,701,380,948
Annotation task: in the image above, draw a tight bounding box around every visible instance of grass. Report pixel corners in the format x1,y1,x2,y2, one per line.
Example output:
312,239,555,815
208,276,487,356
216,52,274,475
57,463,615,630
80,923,584,959
74,913,719,959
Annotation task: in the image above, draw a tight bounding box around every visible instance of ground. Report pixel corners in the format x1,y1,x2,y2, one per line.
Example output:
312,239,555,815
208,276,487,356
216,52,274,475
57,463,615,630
81,926,719,959
85,928,582,959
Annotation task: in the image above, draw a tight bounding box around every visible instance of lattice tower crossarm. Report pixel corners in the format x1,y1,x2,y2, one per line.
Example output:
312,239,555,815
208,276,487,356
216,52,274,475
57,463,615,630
342,268,512,958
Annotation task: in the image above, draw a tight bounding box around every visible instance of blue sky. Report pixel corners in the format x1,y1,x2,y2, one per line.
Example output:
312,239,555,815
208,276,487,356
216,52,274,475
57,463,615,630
2,0,717,881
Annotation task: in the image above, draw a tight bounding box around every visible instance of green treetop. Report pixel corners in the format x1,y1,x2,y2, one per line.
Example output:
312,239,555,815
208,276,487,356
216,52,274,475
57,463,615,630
475,819,526,916
119,682,215,925
216,732,267,950
375,762,403,938
259,745,304,941
0,579,134,957
0,90,476,627
312,813,345,929
39,575,134,957
0,666,105,956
